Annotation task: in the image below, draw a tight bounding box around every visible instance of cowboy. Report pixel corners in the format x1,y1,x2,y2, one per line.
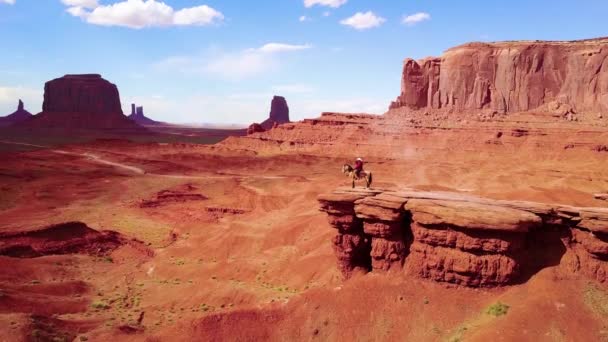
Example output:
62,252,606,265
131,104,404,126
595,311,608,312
354,157,364,178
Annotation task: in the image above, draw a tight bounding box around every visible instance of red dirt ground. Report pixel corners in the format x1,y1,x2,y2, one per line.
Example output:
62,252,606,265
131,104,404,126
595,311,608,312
0,114,607,341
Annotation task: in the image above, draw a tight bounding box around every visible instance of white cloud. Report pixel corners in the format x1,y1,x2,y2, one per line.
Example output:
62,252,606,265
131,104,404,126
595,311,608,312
340,11,385,30
155,43,312,80
0,86,43,115
402,12,431,26
304,0,346,8
299,15,308,22
63,0,223,29
322,11,331,17
0,0,16,4
61,0,98,8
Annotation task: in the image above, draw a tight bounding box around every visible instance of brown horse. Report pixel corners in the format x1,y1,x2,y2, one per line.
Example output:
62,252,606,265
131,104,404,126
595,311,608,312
342,164,373,188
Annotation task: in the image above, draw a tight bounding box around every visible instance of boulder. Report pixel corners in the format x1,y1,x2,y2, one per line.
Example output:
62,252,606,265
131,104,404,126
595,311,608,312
247,123,266,135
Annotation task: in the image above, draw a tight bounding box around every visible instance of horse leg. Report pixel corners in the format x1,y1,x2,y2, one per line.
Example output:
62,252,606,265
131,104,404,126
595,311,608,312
352,173,356,188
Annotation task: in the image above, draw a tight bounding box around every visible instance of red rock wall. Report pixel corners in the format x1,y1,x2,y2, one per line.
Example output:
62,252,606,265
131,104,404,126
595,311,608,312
42,74,123,115
19,74,143,129
391,39,608,114
319,187,608,287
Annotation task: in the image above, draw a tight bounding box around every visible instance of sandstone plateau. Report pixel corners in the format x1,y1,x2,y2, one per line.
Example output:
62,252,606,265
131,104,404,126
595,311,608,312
18,74,141,130
319,187,608,286
389,38,608,116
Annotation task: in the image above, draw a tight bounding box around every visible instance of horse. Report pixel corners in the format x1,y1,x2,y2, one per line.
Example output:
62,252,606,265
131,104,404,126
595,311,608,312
342,164,373,189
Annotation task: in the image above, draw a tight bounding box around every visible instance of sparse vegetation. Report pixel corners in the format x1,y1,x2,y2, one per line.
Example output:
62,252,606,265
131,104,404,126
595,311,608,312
486,302,509,317
91,300,110,310
584,283,608,317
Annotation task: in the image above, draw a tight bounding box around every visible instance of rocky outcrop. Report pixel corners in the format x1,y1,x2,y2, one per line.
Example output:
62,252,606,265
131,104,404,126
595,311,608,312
0,222,152,258
261,96,290,129
247,123,266,135
595,193,608,201
390,38,608,116
127,102,162,126
18,74,141,129
319,188,608,286
0,99,33,127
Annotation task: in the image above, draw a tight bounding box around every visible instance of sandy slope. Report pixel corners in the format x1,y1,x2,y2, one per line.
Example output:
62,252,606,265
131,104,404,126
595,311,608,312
0,130,607,341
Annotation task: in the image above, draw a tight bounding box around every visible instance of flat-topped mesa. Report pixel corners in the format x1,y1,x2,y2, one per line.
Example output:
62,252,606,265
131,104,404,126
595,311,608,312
18,74,141,129
318,187,608,287
390,38,608,116
42,74,122,114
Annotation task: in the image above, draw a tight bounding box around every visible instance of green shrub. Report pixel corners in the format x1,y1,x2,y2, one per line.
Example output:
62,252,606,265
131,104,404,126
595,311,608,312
91,300,110,310
486,302,509,317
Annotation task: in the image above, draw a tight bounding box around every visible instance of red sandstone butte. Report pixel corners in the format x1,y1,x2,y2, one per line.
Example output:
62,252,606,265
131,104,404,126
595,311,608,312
390,38,608,115
261,95,290,129
19,74,141,129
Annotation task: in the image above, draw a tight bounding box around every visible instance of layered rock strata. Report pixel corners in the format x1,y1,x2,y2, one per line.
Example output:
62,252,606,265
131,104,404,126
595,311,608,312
319,188,608,286
390,38,608,115
19,74,140,129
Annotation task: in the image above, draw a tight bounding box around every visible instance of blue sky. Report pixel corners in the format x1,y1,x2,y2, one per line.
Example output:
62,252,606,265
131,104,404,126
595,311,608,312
1,0,607,125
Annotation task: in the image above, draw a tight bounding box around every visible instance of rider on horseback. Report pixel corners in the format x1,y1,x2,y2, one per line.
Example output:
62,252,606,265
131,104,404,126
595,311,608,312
354,157,364,178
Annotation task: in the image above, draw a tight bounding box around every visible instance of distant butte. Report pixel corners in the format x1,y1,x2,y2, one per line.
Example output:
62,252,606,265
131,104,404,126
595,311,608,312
17,74,142,130
0,99,33,127
261,95,290,129
247,95,291,135
128,103,163,126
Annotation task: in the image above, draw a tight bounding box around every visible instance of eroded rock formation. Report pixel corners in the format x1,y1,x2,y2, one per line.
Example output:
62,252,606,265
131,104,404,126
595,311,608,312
261,96,290,129
128,102,162,126
319,188,608,286
390,38,608,115
0,99,33,126
18,74,140,129
247,123,266,135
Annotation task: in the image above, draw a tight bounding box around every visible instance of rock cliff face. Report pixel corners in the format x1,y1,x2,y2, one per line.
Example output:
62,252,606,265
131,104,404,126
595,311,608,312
390,38,608,115
19,74,140,129
0,99,33,126
319,188,608,286
261,96,290,129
